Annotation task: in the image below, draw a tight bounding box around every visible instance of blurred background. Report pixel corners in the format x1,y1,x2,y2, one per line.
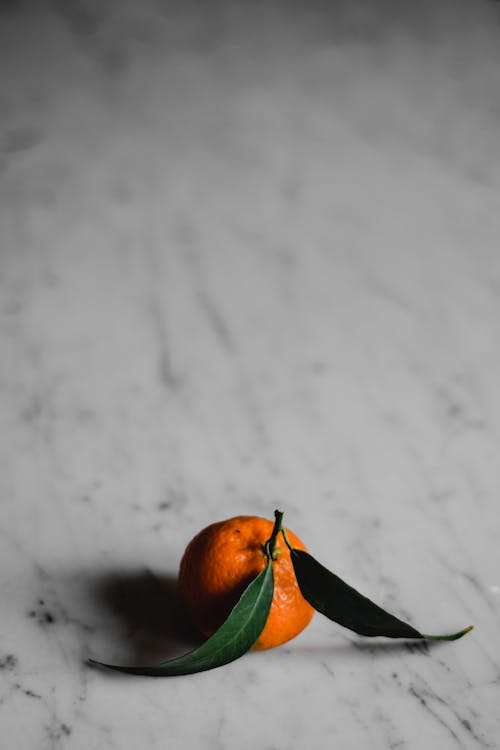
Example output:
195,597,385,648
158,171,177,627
2,0,500,534
2,0,500,582
2,0,500,580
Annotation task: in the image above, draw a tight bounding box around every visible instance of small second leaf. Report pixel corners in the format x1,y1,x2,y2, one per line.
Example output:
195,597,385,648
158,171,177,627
291,548,472,641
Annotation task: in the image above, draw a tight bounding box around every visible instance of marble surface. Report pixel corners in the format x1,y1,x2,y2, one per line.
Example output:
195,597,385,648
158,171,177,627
1,1,500,748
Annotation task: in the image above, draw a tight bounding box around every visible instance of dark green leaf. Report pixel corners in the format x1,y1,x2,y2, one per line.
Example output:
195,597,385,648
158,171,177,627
291,549,472,641
89,561,274,676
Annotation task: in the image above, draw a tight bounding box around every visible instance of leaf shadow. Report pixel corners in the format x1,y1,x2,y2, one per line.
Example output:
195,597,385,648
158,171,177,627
281,637,437,662
91,568,203,667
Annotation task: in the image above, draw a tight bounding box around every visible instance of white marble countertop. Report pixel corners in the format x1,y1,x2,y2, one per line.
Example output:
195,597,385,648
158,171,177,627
1,1,500,748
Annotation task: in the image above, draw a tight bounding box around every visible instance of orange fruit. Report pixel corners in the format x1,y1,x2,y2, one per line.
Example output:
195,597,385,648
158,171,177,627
178,515,314,650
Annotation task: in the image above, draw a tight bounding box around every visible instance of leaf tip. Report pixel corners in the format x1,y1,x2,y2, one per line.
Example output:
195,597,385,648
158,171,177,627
449,624,474,640
449,624,474,641
422,625,474,641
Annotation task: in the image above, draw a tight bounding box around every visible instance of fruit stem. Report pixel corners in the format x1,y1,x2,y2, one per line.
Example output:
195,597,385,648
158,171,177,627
265,509,284,561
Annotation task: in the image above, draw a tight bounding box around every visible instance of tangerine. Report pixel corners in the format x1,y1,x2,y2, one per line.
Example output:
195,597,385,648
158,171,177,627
178,514,314,650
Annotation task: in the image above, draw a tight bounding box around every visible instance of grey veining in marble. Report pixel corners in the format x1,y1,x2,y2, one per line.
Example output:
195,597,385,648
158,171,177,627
1,1,500,748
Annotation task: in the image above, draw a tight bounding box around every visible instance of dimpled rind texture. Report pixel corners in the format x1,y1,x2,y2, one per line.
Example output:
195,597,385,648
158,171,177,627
178,515,315,650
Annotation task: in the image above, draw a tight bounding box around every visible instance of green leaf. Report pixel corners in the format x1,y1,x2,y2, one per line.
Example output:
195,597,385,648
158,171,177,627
291,549,472,641
89,561,274,676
